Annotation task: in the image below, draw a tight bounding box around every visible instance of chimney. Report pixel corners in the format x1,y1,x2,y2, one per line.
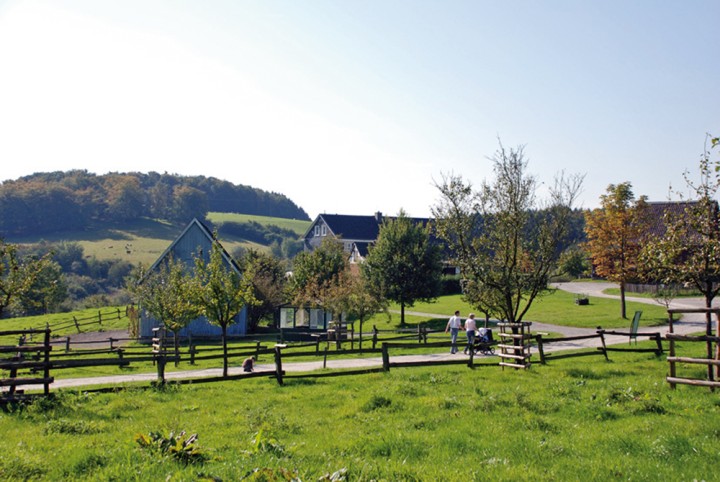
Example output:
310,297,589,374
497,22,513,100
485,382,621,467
374,211,382,222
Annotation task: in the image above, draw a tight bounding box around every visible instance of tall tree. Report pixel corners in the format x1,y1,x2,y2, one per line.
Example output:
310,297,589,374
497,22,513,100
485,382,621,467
641,134,720,310
584,182,648,319
290,237,346,312
133,257,201,363
0,239,55,319
194,241,256,377
432,142,583,324
362,211,443,325
237,249,288,331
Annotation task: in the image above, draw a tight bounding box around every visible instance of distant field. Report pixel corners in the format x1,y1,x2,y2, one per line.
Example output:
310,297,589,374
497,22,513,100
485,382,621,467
6,214,305,266
206,212,311,236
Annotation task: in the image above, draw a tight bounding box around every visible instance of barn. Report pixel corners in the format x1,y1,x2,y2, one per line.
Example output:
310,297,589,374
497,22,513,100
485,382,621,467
137,218,248,338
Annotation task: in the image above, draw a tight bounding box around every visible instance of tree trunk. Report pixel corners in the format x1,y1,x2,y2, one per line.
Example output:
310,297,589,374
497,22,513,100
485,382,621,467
400,302,405,326
173,330,180,367
620,281,627,319
222,324,228,378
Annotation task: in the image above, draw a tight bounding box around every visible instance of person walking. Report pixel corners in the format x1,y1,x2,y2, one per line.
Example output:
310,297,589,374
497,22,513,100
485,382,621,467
463,313,477,355
445,310,462,354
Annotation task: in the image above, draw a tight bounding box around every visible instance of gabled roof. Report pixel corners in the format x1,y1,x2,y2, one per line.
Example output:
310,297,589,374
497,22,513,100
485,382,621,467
146,217,241,276
304,212,430,241
644,201,711,238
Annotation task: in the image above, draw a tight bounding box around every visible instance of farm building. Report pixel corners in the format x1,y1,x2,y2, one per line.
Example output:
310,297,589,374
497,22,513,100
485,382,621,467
137,218,248,338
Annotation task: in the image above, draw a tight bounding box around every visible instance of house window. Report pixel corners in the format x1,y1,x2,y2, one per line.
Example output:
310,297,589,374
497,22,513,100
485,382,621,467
280,308,295,329
310,309,325,329
321,225,327,236
314,226,320,237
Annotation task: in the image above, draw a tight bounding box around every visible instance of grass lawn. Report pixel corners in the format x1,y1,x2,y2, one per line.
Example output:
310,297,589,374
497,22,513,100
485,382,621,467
385,289,670,329
1,342,719,481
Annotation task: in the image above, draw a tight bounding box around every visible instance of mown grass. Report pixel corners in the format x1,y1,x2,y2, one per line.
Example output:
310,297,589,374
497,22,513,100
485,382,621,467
386,289,670,329
1,341,719,481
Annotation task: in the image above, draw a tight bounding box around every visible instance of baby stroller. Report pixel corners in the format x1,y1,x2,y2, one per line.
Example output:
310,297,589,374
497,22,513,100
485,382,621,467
473,327,495,355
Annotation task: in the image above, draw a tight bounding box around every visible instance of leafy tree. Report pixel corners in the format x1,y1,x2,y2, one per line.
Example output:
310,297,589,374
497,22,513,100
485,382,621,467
133,257,201,362
237,249,288,331
584,182,648,318
194,241,257,377
290,237,346,311
556,245,591,279
16,260,67,316
641,134,720,310
324,269,387,350
0,239,55,319
170,185,209,222
362,211,443,325
432,142,583,324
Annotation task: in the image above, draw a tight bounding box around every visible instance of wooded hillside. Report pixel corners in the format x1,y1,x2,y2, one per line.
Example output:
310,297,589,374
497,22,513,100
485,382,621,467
0,171,309,236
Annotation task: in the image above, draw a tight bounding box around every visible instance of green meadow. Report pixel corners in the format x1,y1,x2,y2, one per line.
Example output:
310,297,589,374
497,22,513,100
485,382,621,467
1,344,719,481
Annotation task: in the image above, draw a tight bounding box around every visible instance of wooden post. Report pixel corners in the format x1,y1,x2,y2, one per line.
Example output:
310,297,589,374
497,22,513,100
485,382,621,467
65,337,71,352
350,323,355,351
381,343,390,371
73,316,80,333
98,310,102,326
668,312,676,389
43,328,51,396
467,348,474,368
372,326,379,350
323,346,329,369
654,333,664,355
536,334,546,364
597,330,609,361
274,345,284,385
109,338,116,350
418,324,422,344
255,340,261,361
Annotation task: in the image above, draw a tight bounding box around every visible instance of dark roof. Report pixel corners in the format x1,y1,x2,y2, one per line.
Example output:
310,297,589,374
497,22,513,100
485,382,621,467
309,213,430,241
644,201,707,238
352,241,372,258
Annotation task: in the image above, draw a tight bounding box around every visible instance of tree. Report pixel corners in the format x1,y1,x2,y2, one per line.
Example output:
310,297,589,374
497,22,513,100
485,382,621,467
194,241,256,377
0,239,55,319
432,142,583,324
133,257,201,363
324,268,388,350
584,182,648,319
16,260,67,316
556,245,590,279
289,237,347,311
640,134,720,310
237,249,288,331
362,211,443,325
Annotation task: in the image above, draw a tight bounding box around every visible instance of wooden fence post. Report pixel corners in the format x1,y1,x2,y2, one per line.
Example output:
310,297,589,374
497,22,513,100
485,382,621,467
323,346,329,369
597,330,609,361
98,310,102,326
65,337,71,352
654,333,664,355
43,328,51,396
274,345,284,385
255,341,261,361
73,316,80,333
467,348,474,368
535,334,546,364
381,343,390,371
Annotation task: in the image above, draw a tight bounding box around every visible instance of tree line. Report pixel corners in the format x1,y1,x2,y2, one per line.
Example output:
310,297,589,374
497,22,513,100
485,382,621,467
0,170,309,236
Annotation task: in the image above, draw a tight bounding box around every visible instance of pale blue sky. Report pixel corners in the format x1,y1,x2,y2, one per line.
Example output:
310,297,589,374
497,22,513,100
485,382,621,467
0,0,718,218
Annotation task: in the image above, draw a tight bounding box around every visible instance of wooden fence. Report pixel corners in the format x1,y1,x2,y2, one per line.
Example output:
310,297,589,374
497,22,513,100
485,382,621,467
666,308,720,391
0,328,53,401
2,322,676,400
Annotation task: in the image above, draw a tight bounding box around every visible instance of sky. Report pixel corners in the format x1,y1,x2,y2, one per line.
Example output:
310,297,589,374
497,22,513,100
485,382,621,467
0,1,718,220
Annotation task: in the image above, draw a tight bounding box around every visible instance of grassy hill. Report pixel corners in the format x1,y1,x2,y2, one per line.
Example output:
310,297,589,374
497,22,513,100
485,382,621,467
6,213,311,266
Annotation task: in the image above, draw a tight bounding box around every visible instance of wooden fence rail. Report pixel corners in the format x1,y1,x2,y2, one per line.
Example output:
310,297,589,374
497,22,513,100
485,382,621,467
666,308,720,391
0,328,53,401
